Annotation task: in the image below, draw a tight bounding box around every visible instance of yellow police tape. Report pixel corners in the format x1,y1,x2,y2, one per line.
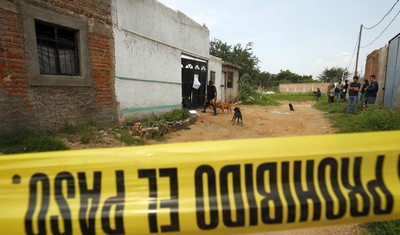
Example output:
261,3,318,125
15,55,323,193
0,131,399,235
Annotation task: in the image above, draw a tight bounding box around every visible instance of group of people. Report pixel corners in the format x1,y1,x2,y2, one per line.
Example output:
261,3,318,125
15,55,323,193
328,79,349,103
346,74,379,114
328,75,379,114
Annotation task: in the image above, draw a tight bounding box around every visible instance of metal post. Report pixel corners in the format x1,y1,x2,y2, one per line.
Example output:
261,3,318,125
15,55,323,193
354,24,363,76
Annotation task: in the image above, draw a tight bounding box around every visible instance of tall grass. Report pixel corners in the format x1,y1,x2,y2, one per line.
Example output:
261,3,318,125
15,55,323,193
362,220,400,235
314,101,400,133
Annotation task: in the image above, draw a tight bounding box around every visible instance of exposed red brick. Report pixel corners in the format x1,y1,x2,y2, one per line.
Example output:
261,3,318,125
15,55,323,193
7,53,23,59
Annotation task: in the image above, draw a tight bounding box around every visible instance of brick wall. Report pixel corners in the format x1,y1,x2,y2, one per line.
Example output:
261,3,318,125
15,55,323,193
0,0,117,134
364,50,379,78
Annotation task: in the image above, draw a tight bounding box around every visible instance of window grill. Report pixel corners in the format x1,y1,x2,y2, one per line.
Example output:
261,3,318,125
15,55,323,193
35,21,80,76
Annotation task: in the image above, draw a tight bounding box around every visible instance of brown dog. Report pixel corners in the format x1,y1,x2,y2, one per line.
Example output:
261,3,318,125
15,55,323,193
219,103,232,113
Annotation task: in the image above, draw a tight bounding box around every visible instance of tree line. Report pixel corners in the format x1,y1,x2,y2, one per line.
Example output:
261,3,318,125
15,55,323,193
210,38,349,88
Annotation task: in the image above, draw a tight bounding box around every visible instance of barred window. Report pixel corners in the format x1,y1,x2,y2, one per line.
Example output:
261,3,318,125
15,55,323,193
210,71,215,83
35,21,80,76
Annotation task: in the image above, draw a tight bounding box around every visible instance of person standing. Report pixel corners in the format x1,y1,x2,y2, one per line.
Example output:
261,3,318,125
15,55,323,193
335,79,344,102
202,80,217,115
329,85,335,103
366,74,379,105
316,88,321,102
360,78,369,108
342,80,349,102
346,76,361,114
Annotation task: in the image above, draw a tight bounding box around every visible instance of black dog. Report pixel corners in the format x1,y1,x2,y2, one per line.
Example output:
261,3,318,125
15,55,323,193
182,97,193,110
289,103,295,111
231,107,243,126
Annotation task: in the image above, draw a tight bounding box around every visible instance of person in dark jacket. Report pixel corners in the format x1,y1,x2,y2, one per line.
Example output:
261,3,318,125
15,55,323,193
346,76,361,114
366,74,379,104
315,88,321,102
202,80,217,115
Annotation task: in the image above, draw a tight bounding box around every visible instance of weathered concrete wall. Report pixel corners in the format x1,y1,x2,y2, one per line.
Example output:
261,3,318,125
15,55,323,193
208,56,223,102
279,83,330,94
222,63,240,103
377,46,388,105
112,0,210,122
0,0,118,134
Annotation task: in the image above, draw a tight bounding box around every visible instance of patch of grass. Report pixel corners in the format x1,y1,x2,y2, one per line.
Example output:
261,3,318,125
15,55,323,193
152,135,167,142
61,123,94,134
0,129,69,154
314,101,400,133
143,113,166,128
143,109,190,127
268,92,316,102
114,129,145,146
313,98,348,114
163,109,190,122
362,220,400,235
61,123,98,144
336,106,400,133
242,91,280,106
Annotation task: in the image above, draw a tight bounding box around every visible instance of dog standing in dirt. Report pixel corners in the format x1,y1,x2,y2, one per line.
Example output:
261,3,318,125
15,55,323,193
289,103,295,111
219,103,232,113
231,107,243,126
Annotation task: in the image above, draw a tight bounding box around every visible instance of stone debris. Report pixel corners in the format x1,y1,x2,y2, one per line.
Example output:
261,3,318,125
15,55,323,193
125,116,197,139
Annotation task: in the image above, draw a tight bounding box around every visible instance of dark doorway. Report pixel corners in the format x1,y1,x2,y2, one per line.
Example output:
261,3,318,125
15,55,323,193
181,57,208,108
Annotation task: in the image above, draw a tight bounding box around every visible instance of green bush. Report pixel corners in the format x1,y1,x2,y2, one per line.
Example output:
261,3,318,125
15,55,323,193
238,73,256,102
163,109,190,122
143,109,190,127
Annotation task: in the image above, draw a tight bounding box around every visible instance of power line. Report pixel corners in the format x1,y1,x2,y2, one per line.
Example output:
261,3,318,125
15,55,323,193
363,0,399,30
361,8,400,48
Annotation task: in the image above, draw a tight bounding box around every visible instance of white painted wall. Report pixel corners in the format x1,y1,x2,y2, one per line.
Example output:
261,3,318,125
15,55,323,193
222,64,240,103
111,0,210,121
208,56,223,103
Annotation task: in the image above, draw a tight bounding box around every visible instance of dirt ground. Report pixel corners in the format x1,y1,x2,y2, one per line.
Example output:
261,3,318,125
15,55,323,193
147,100,336,144
63,101,365,235
146,101,365,235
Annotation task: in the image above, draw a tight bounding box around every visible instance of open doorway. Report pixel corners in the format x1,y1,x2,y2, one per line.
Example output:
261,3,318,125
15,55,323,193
181,56,208,108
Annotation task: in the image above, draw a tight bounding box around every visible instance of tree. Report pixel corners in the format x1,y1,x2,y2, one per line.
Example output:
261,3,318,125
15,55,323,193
237,73,255,101
254,71,274,87
275,69,312,83
210,38,260,77
318,67,349,83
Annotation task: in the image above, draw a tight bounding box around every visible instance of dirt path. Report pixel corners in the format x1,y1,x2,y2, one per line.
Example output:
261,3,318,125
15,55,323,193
148,101,365,235
148,101,335,144
62,101,364,234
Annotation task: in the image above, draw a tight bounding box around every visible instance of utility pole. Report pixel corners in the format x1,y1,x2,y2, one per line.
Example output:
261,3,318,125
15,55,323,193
354,24,363,76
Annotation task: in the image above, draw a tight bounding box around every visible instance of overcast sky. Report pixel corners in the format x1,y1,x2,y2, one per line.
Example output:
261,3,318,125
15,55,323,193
158,0,400,79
